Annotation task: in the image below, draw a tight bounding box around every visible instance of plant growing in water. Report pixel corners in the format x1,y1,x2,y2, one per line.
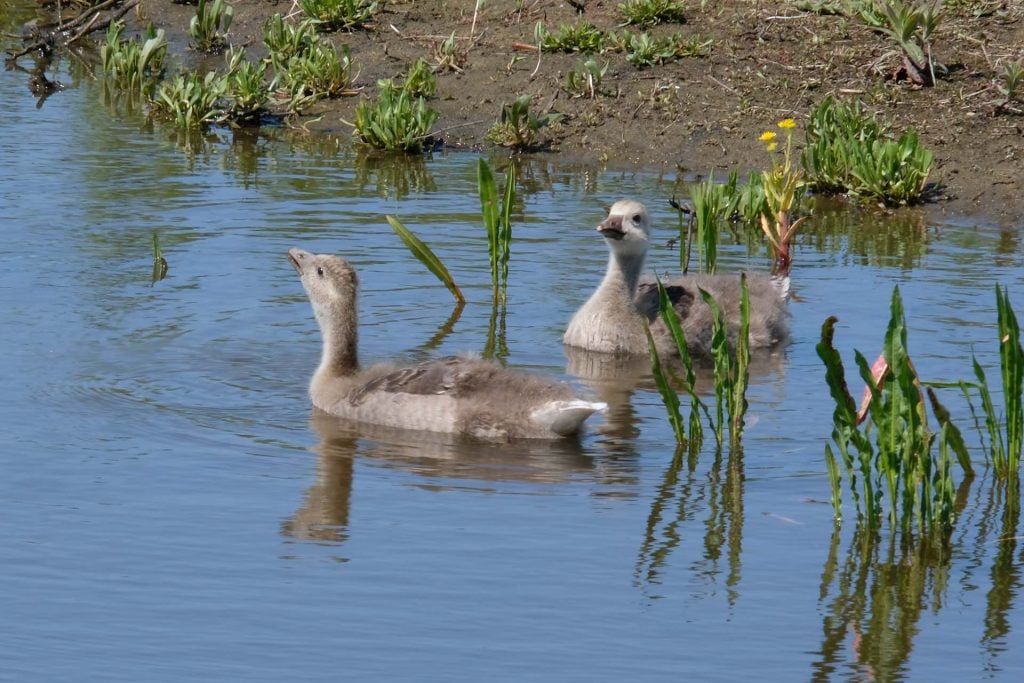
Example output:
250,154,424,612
100,21,167,93
816,286,972,531
477,159,516,299
353,86,439,152
646,278,707,452
687,171,736,275
262,13,319,67
188,0,234,54
759,118,808,275
150,71,227,129
962,285,1023,477
485,95,559,150
278,42,359,102
700,278,751,451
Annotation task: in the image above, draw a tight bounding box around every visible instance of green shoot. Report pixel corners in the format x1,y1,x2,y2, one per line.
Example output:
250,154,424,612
385,215,465,304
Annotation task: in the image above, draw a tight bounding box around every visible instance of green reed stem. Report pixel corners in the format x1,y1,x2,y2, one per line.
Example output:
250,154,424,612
645,322,686,444
996,284,1023,472
478,158,515,300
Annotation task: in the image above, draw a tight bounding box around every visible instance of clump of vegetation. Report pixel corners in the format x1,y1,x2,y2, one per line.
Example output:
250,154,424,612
485,94,559,150
224,47,269,124
801,95,933,206
150,71,227,129
188,0,234,53
875,0,942,86
262,13,319,67
618,0,688,27
353,86,439,152
433,31,467,73
759,118,808,274
621,31,711,68
278,42,359,101
100,21,167,93
564,58,609,99
816,286,972,531
993,61,1024,115
379,58,437,99
535,20,606,53
300,0,379,32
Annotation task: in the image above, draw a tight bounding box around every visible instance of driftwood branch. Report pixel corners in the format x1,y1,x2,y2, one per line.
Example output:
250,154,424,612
5,0,137,61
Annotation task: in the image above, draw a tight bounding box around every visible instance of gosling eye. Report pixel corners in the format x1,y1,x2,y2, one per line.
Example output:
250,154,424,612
316,266,325,277
632,214,642,224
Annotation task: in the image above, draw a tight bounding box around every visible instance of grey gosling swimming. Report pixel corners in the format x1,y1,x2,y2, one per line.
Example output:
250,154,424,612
563,199,789,357
289,248,605,440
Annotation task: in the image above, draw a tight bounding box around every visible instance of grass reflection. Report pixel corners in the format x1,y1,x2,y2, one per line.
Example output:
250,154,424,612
634,445,744,603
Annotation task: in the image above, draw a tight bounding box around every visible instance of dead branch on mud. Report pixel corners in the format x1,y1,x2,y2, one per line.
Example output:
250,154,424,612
5,0,138,62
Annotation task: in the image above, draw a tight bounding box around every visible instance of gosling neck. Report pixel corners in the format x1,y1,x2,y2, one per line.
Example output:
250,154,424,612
314,298,359,377
602,245,646,300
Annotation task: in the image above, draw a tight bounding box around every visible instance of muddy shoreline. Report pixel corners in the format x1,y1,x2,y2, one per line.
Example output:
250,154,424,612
114,1,1024,223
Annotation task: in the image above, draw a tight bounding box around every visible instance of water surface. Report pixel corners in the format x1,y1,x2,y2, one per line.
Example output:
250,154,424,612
2,25,1024,682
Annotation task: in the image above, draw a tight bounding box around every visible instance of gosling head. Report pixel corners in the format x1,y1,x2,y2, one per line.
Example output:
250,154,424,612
598,199,651,259
287,248,359,315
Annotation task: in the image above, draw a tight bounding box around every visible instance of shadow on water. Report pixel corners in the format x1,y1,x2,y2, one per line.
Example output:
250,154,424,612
810,473,1023,680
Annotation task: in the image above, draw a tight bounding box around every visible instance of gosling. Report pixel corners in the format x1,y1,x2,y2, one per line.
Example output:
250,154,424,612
563,199,789,358
289,248,605,440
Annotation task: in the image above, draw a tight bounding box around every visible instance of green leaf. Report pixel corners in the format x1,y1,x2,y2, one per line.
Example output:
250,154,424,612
386,215,465,304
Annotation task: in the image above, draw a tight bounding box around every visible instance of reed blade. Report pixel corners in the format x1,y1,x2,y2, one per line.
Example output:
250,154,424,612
386,214,465,303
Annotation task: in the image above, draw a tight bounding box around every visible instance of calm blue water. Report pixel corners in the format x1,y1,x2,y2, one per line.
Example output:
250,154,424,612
2,20,1024,682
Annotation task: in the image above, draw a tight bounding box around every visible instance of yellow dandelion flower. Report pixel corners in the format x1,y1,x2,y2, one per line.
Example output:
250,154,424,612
759,131,777,142
778,118,797,129
766,141,779,152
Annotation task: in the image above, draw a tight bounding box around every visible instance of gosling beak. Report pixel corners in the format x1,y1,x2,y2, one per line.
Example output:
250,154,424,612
597,215,625,240
287,248,308,274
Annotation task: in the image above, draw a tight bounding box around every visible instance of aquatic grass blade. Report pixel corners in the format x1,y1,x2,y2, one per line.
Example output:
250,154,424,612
386,215,465,303
996,284,1023,472
478,159,500,286
645,322,686,444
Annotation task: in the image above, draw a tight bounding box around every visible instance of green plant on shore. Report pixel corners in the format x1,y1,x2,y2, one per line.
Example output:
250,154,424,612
434,31,467,72
353,87,439,152
278,42,358,100
801,95,933,206
386,216,464,304
816,286,972,531
300,0,379,32
485,94,559,150
848,128,933,205
875,0,942,87
400,58,437,98
151,71,227,129
262,13,319,67
535,20,606,53
188,0,234,54
994,61,1024,114
618,0,688,27
564,57,609,99
100,21,167,92
224,47,269,124
478,159,516,299
622,31,710,67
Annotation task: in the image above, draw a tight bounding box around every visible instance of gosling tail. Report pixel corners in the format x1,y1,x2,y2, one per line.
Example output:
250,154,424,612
531,400,607,437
